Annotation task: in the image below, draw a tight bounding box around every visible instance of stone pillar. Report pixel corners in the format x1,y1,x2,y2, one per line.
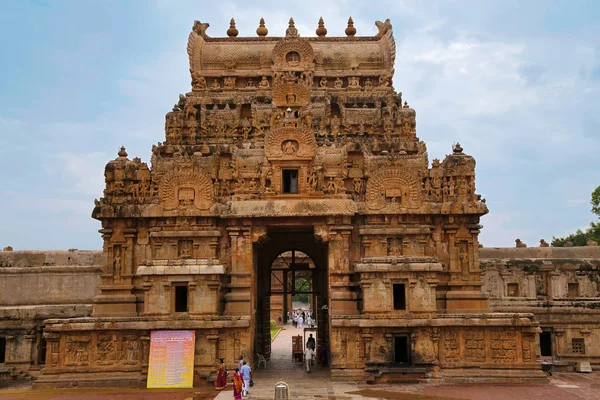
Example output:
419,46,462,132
526,274,537,299
92,227,138,317
445,223,489,312
328,224,359,315
224,227,252,315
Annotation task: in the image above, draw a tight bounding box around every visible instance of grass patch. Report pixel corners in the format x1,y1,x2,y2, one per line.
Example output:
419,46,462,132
270,327,281,341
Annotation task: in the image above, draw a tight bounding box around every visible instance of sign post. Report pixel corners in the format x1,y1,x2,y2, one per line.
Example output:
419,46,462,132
147,330,195,388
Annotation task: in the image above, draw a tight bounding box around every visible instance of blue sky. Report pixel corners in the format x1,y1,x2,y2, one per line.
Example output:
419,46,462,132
0,0,599,250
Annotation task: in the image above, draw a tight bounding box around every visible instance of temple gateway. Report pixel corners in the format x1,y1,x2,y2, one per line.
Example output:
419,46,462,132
27,17,554,386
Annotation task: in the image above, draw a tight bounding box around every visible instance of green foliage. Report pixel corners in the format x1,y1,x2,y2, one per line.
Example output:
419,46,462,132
552,222,600,247
292,277,310,303
270,319,276,329
552,186,600,247
592,186,600,217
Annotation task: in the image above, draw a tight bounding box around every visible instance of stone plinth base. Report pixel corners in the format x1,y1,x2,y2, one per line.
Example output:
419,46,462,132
34,371,146,389
38,315,251,388
440,367,548,384
330,312,544,384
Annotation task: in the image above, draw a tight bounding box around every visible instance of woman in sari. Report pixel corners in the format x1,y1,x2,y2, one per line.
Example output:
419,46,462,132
232,368,243,400
215,358,228,390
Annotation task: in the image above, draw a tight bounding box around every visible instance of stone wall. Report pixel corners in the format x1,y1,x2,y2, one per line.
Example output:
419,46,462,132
0,250,102,378
3,245,600,380
480,246,600,370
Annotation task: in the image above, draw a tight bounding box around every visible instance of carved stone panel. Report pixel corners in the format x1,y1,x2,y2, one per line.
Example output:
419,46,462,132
159,168,214,210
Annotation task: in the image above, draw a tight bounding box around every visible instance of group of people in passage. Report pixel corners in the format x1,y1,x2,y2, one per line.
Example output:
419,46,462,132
215,355,252,399
288,310,313,328
303,333,327,372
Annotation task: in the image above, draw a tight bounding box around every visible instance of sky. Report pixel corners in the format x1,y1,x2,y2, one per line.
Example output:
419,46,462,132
0,0,599,250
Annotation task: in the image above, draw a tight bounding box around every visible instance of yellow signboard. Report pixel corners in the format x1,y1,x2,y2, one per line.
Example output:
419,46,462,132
147,330,195,388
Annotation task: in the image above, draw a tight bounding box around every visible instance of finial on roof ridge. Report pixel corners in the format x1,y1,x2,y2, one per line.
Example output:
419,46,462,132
118,146,128,158
256,17,268,37
227,18,239,37
316,17,327,37
286,17,299,38
345,16,356,37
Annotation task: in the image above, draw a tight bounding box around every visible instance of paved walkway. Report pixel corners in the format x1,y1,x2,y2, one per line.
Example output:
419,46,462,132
215,323,330,400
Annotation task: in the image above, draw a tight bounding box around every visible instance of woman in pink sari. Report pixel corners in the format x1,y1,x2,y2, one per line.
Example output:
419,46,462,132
215,358,228,390
232,368,243,400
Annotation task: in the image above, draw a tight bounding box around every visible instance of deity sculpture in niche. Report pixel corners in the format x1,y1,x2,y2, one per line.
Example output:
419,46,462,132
224,77,236,89
113,246,122,278
179,240,193,259
388,237,402,256
348,76,360,89
178,187,196,206
286,51,301,66
286,92,297,104
282,140,299,155
259,76,270,88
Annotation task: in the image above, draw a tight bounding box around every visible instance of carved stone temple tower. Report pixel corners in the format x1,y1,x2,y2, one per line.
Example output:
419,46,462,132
38,17,544,387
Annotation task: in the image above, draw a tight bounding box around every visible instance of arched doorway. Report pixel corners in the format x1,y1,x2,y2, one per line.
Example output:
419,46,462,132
254,226,329,366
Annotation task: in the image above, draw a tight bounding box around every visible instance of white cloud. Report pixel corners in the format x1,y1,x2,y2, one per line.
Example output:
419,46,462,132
567,199,588,207
56,152,107,198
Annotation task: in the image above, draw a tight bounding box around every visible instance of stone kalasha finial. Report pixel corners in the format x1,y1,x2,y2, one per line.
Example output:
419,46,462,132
227,18,239,37
118,146,128,158
286,17,299,38
453,142,463,154
256,17,268,37
345,17,356,37
316,17,327,37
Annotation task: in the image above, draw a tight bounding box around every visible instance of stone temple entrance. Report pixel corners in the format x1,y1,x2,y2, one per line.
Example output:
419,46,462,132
35,17,545,388
254,227,329,365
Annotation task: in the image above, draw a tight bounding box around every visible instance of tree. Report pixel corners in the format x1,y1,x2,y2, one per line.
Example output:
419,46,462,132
552,185,600,246
592,185,600,217
292,277,310,303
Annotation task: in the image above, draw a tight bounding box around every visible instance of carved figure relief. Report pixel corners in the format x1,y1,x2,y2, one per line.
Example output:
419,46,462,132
490,330,517,363
178,240,193,259
65,338,90,366
96,335,116,365
286,51,301,66
387,237,402,256
443,330,460,362
365,169,421,210
159,167,214,210
281,140,299,155
464,330,485,362
264,127,317,160
113,245,122,278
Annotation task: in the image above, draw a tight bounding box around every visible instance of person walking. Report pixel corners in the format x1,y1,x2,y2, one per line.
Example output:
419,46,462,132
232,368,243,400
215,358,228,390
304,346,315,372
306,334,315,350
298,314,304,329
240,360,252,397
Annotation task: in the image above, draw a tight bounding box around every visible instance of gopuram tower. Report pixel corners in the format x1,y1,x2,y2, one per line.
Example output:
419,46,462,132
38,18,544,387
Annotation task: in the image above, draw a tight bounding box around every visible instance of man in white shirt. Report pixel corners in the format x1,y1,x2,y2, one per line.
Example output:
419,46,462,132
240,360,252,396
304,346,315,372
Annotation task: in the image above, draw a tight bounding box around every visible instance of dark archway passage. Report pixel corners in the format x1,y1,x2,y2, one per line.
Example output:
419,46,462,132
254,226,329,368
